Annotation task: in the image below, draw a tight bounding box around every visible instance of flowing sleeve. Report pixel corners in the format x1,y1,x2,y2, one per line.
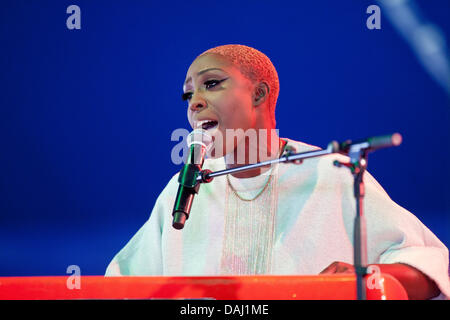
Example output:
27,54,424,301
105,174,178,276
336,159,450,299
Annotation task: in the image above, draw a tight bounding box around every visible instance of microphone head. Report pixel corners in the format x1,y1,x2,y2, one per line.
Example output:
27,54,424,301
391,133,402,147
186,129,213,165
187,129,213,151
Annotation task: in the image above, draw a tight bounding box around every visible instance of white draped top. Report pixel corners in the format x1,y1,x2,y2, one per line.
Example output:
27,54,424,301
106,138,450,299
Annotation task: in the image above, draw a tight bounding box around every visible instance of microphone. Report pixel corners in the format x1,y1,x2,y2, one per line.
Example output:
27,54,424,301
336,133,402,153
172,129,212,230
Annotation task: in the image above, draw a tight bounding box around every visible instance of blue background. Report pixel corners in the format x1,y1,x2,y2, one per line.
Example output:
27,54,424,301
0,0,448,276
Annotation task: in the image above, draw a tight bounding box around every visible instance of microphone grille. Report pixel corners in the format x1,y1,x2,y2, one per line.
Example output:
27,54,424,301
391,133,402,147
187,129,213,150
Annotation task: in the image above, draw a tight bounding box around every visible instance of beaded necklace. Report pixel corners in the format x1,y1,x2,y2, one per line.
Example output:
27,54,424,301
220,139,286,275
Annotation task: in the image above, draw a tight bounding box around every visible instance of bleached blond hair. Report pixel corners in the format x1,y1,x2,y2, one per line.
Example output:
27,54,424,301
198,44,279,128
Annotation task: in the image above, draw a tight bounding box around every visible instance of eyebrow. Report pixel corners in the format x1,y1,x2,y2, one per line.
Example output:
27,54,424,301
184,68,225,85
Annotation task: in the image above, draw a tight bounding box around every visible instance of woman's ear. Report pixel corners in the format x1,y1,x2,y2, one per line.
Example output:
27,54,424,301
253,82,269,106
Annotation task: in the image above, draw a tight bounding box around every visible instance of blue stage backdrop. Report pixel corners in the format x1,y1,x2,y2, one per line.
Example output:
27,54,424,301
0,0,448,276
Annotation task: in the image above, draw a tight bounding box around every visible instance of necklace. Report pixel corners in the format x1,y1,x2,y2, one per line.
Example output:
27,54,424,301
226,139,286,201
220,139,286,275
226,170,272,201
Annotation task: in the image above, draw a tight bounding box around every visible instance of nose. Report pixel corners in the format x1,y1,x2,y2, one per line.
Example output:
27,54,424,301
188,91,207,112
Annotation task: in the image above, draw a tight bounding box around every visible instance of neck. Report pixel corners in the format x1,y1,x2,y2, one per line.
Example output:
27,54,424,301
225,128,283,178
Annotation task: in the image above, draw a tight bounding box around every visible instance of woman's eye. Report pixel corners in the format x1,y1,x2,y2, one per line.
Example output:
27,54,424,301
204,80,220,89
182,78,228,101
204,78,228,89
182,92,192,101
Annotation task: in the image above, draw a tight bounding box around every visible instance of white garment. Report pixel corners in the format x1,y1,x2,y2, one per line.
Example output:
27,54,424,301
105,138,450,299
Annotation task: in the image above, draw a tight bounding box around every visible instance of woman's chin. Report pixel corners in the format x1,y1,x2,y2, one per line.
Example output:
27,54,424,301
206,145,227,159
206,143,235,160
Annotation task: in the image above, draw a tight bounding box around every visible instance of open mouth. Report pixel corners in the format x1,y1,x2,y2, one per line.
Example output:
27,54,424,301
197,120,219,131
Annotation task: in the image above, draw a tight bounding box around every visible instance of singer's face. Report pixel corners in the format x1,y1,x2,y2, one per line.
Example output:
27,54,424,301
183,54,256,158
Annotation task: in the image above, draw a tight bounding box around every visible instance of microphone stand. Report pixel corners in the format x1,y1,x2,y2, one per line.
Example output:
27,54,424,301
197,144,336,182
333,144,369,301
181,134,401,301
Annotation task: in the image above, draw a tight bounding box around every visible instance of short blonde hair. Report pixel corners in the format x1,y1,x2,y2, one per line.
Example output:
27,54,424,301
198,44,279,128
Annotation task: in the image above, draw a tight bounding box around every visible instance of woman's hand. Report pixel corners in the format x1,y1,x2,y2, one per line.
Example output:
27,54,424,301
319,261,355,274
318,261,441,299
